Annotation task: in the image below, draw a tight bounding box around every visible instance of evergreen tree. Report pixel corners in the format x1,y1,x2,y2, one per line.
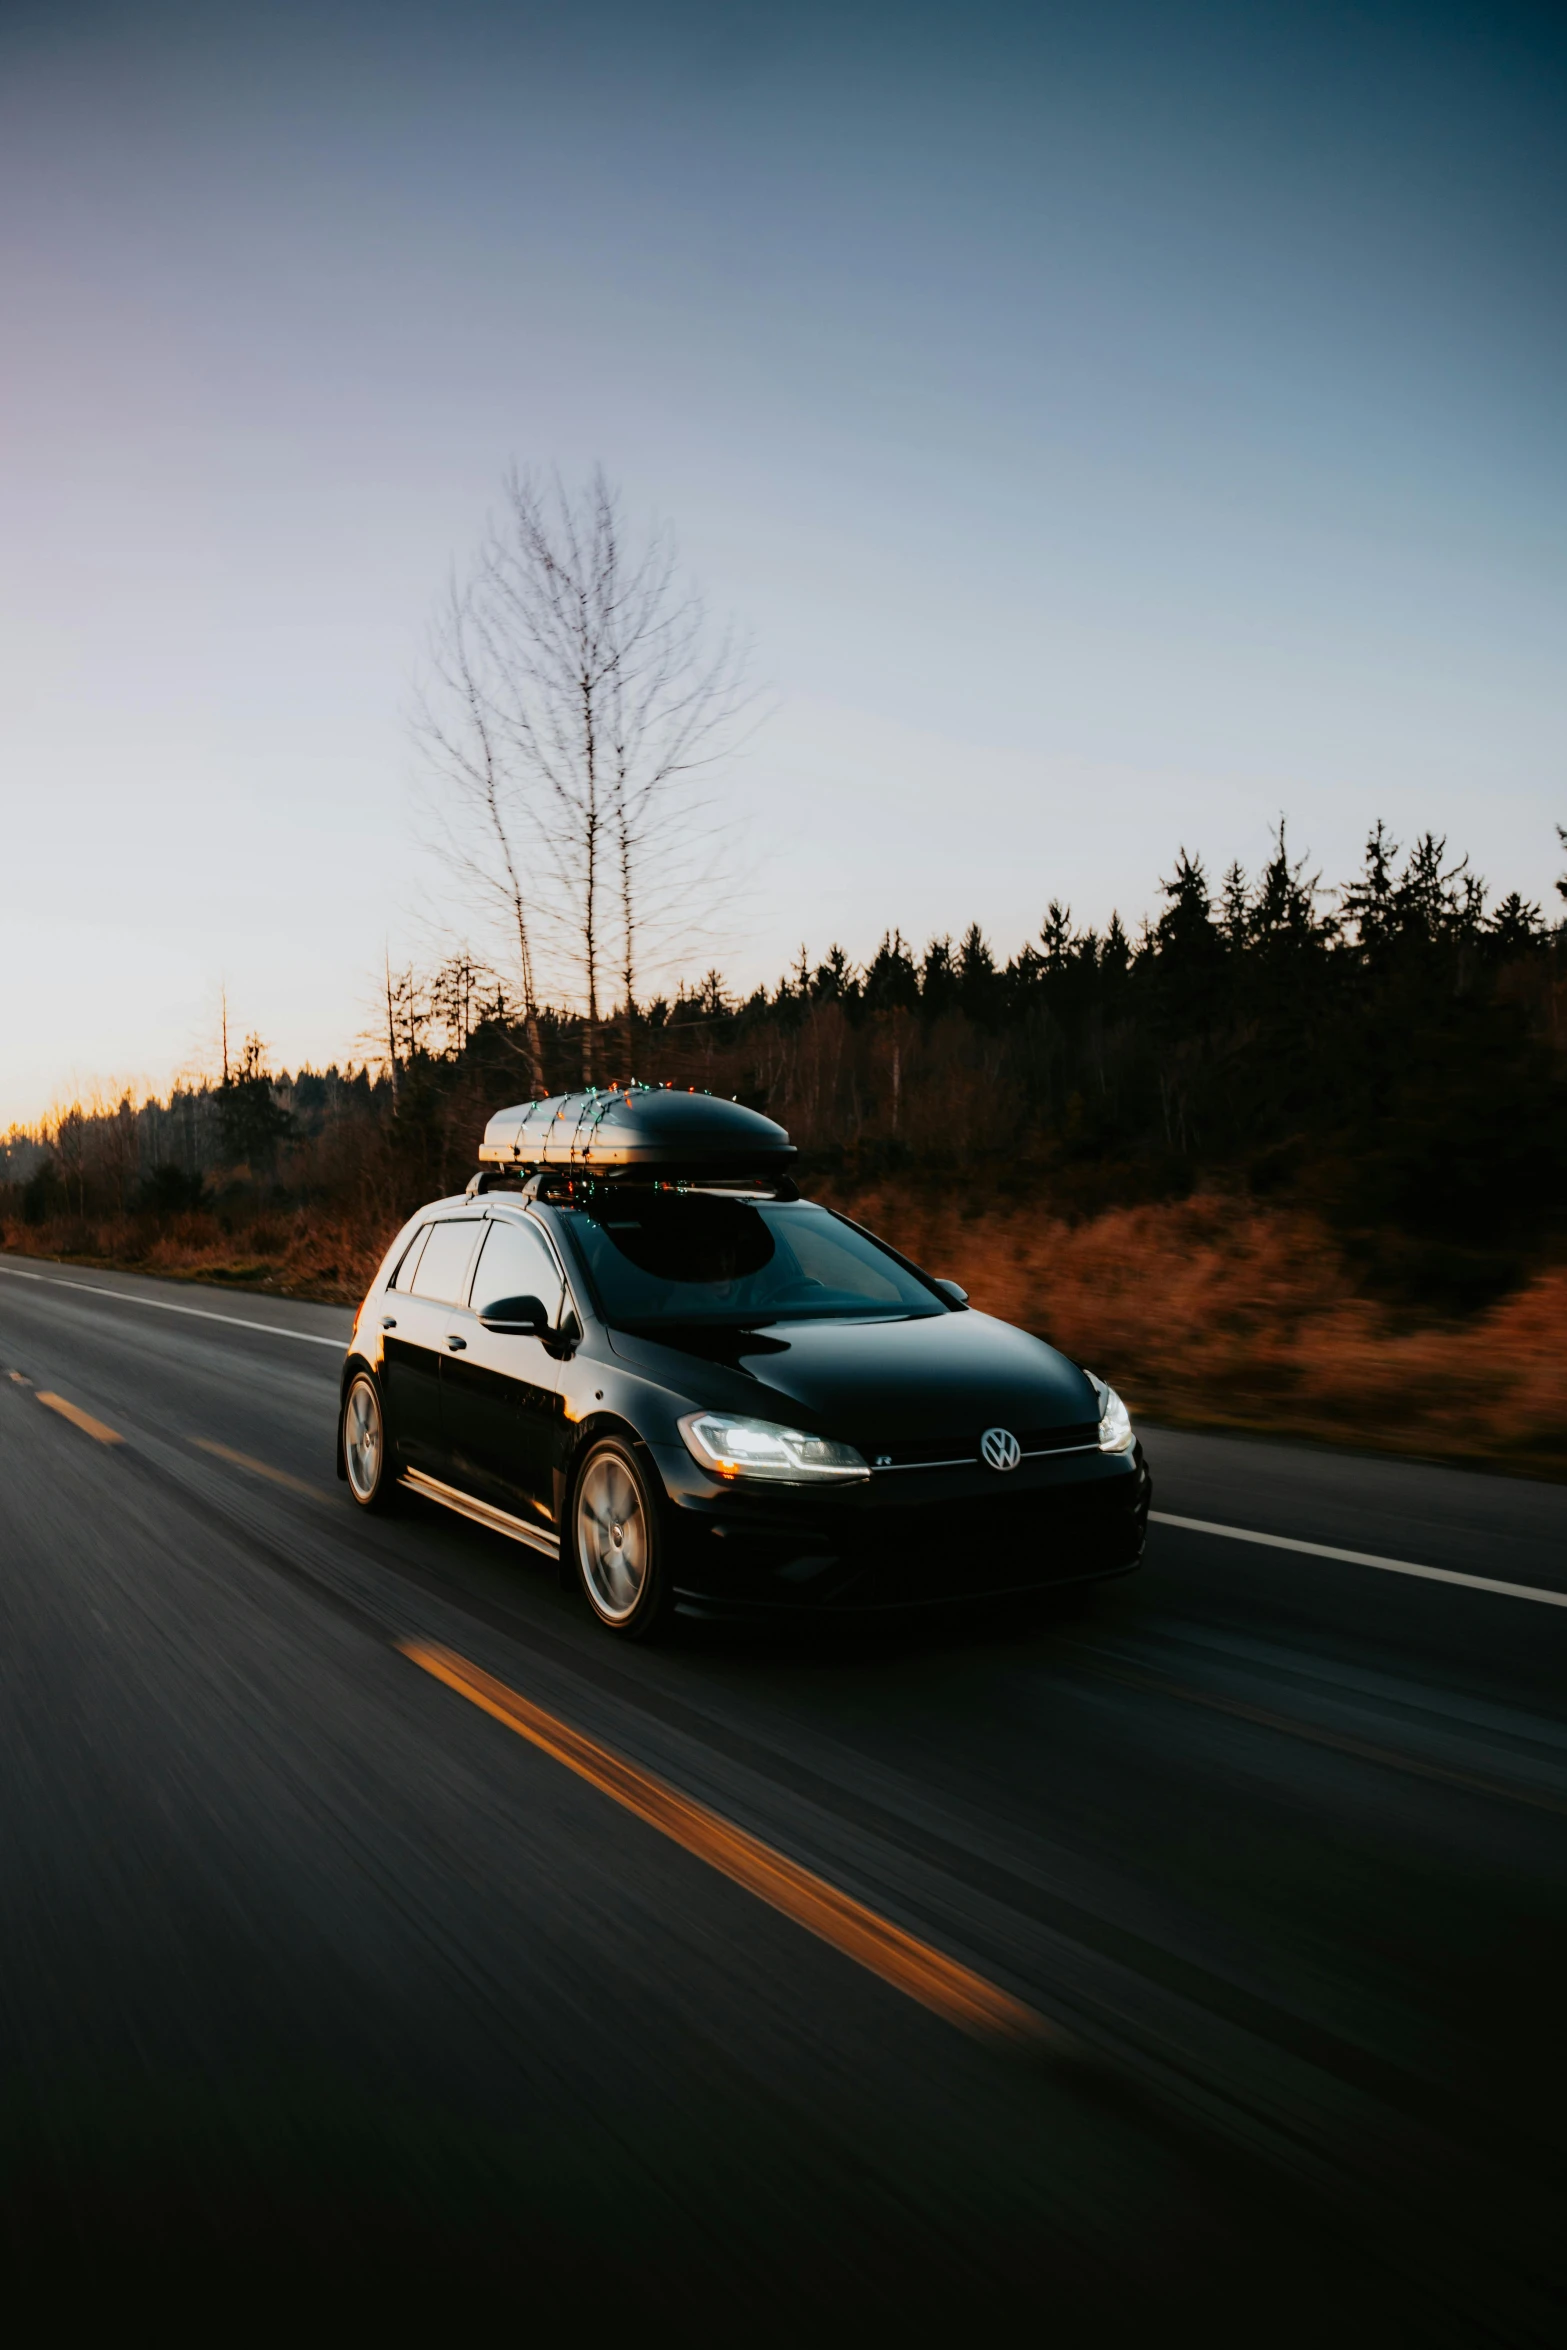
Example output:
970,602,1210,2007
863,930,920,1012
957,923,1002,1023
921,936,959,1016
218,1037,293,1170
1040,899,1073,971
1341,820,1400,954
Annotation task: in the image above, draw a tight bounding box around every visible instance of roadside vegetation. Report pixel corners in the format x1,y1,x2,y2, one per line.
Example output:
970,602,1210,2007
5,819,1566,1474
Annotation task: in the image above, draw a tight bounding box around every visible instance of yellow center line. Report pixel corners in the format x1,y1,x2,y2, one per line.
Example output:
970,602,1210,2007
400,1638,1047,2045
191,1437,327,1501
35,1391,123,1445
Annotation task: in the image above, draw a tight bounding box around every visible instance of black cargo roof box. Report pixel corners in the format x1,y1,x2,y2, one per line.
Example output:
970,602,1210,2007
478,1085,795,1177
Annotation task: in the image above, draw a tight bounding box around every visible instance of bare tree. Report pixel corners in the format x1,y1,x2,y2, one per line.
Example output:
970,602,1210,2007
415,466,754,1086
368,957,430,1096
415,603,548,1087
427,948,491,1058
382,948,400,1112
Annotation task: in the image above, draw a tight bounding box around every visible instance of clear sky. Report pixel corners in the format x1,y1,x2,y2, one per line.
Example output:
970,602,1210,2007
2,0,1564,1124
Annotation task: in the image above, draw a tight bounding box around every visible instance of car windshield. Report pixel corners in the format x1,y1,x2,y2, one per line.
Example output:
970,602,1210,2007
556,1195,945,1328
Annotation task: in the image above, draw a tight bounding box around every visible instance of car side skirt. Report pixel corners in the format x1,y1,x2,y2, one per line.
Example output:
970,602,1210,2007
401,1467,562,1559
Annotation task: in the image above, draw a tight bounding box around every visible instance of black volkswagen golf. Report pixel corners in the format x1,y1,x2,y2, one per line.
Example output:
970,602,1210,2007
337,1086,1150,1638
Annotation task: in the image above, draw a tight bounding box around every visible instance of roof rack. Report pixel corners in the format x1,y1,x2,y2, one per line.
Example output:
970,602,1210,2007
464,1169,528,1197
466,1165,800,1204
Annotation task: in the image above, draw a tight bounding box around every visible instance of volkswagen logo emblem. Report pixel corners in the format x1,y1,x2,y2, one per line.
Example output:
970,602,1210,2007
980,1426,1021,1472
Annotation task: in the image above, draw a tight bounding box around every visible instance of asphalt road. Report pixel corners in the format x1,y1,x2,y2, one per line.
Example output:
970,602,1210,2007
2,1253,1564,2334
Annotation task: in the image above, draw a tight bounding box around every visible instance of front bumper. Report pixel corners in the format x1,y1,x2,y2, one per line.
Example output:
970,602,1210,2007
650,1440,1151,1614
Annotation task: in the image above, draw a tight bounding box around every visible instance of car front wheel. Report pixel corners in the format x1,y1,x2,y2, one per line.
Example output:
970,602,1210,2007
572,1437,670,1640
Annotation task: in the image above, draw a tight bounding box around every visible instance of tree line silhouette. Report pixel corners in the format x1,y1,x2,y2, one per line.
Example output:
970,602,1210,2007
6,821,1565,1315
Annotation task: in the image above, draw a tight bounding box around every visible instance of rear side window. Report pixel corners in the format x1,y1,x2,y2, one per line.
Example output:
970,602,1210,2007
388,1228,429,1291
407,1220,482,1304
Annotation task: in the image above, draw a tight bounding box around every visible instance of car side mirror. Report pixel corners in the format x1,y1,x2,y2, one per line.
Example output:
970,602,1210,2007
478,1292,549,1336
933,1277,969,1308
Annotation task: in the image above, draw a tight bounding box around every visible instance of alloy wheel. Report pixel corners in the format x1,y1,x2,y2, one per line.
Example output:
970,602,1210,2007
344,1374,384,1502
576,1449,650,1624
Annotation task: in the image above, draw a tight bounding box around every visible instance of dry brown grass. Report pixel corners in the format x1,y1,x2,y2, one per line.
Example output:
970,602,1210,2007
6,1190,1564,1473
0,1207,388,1305
818,1184,1567,1473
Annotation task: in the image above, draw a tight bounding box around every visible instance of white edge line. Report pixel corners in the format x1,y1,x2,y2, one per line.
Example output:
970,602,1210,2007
0,1262,345,1349
1150,1510,1567,1610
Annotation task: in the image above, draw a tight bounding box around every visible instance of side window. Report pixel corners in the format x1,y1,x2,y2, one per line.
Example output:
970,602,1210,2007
407,1220,483,1304
470,1217,565,1323
388,1228,430,1292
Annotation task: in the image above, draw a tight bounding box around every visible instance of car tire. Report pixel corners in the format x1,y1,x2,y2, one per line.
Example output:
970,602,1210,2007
571,1436,671,1640
342,1369,398,1513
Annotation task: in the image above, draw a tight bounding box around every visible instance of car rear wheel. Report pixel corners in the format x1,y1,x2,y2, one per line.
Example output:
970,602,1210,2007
342,1370,396,1512
573,1437,670,1639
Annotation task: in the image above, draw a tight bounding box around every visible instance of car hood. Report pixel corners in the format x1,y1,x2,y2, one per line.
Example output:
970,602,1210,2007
605,1309,1099,1446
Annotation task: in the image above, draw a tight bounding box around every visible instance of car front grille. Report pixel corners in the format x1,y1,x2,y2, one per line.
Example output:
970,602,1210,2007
864,1421,1100,1471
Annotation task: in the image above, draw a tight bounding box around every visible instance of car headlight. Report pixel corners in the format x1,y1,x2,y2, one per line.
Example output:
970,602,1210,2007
678,1411,870,1484
1086,1374,1135,1453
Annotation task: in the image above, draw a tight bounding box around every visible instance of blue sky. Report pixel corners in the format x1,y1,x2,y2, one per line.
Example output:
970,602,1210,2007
2,0,1563,1120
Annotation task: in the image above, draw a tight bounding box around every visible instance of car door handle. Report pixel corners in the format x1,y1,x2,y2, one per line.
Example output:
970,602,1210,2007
446,1334,467,1351
380,1316,397,1329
